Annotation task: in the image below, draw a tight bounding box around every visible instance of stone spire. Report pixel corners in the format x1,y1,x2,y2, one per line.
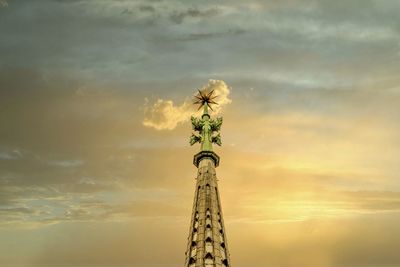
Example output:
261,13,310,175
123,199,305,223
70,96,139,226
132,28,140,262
185,89,231,267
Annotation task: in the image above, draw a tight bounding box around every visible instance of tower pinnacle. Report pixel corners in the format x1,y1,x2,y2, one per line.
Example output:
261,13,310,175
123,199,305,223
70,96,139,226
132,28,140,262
184,88,231,267
190,89,223,154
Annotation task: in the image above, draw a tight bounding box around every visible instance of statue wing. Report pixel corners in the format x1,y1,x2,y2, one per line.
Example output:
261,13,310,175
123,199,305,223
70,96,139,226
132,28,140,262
210,117,223,132
189,133,202,146
191,116,203,132
212,133,222,146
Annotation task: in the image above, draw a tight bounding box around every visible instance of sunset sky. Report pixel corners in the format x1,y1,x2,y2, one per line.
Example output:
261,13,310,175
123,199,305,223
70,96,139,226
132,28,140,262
1,1,400,267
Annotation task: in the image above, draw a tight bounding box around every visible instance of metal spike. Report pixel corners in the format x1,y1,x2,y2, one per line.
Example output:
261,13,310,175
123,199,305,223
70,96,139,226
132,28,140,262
206,89,214,98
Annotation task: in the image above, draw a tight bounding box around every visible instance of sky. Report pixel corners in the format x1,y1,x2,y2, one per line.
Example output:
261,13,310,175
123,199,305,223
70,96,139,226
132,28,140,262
1,0,400,266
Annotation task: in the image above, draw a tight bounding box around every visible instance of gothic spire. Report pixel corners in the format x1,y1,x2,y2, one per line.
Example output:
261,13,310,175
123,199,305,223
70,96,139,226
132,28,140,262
184,87,231,267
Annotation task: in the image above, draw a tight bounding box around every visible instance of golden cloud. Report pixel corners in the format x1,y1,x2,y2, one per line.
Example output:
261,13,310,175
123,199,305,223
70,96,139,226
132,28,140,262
143,79,232,130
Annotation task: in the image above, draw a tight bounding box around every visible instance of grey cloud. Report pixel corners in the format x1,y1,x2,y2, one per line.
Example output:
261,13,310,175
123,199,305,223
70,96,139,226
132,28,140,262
0,204,54,228
45,159,84,168
0,196,187,228
312,0,400,28
58,199,186,222
0,184,64,206
0,207,36,215
121,8,133,15
0,0,7,8
2,0,399,86
58,178,122,194
169,7,221,24
121,5,222,27
175,28,246,41
64,207,90,220
121,5,155,15
0,150,23,160
139,5,156,13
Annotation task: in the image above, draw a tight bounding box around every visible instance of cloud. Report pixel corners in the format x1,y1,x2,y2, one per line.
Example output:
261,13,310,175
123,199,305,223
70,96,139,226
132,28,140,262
0,0,8,8
143,79,232,130
1,2,400,266
0,149,23,160
142,98,193,131
45,159,84,168
169,7,220,24
138,5,155,13
174,28,246,41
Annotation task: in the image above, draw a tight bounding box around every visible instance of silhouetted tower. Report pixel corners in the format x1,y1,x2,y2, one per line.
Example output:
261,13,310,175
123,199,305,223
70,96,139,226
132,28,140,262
184,89,231,267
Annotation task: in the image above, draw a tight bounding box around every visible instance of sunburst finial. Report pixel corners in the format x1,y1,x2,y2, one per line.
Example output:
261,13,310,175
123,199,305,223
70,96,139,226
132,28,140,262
193,89,218,114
